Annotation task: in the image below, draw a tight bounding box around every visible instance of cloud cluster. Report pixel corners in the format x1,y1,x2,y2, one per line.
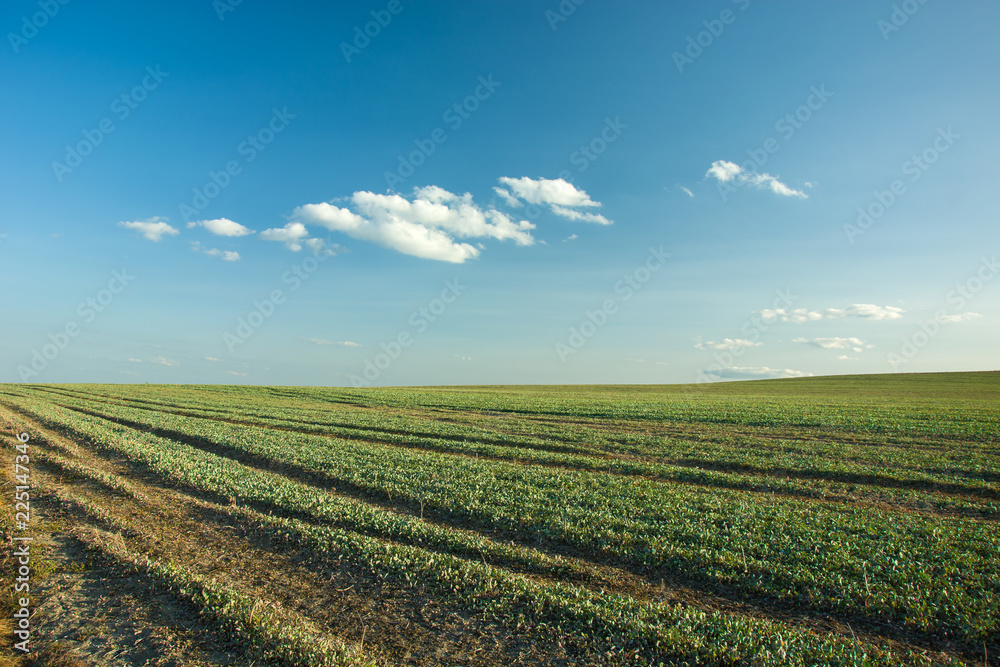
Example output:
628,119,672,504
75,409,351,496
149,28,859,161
705,160,807,198
293,184,538,263
118,217,179,242
118,176,611,264
760,304,904,322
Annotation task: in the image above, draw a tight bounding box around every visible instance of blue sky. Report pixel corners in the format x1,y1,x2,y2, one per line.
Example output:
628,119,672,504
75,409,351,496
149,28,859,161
2,0,997,386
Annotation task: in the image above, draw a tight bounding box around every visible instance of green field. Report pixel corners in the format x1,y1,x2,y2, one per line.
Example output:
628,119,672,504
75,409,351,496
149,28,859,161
2,372,998,666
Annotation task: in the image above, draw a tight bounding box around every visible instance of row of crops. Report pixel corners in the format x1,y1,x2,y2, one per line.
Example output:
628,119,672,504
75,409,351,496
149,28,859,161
2,376,998,665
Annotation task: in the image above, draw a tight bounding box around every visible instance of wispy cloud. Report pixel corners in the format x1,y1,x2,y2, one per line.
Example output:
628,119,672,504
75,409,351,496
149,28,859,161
705,160,807,198
118,216,179,241
150,356,178,366
694,338,763,351
793,336,874,352
937,312,982,323
307,338,361,347
678,185,694,198
707,366,813,380
760,304,904,323
191,241,240,261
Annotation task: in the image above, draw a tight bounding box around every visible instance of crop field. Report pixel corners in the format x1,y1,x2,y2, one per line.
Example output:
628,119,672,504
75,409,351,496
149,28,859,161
1,372,998,666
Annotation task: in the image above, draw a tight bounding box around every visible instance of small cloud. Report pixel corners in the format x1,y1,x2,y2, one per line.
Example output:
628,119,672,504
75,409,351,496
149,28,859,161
308,338,361,347
259,222,311,251
454,354,472,361
150,356,178,366
191,241,240,261
835,355,856,361
118,217,179,242
224,370,248,377
694,338,763,351
127,357,143,363
205,356,221,362
705,160,807,198
937,312,982,323
793,337,874,353
679,185,694,198
563,234,579,242
186,218,254,237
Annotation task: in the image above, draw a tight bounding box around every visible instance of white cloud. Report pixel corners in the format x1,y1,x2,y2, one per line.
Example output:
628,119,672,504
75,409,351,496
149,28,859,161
308,338,361,347
150,356,178,367
679,185,694,198
760,304,904,323
706,161,743,183
224,370,247,377
694,338,763,351
118,217,179,242
127,357,142,363
497,176,599,208
186,218,254,237
564,234,579,242
705,160,807,198
205,357,221,362
793,337,874,353
707,366,813,380
454,354,472,361
835,355,856,361
293,186,535,264
259,222,311,251
937,312,982,323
